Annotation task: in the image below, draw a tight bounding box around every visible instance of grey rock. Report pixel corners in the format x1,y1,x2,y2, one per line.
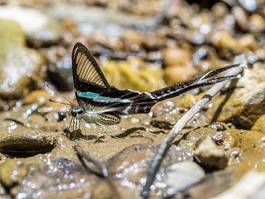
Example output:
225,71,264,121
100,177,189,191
164,161,205,195
0,19,43,98
214,171,265,199
0,47,42,98
0,6,61,47
194,136,228,170
207,63,265,129
238,0,257,12
46,49,73,91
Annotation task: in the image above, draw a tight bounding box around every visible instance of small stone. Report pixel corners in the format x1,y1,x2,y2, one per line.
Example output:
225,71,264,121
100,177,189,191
0,19,25,67
162,47,191,67
0,19,43,98
211,31,257,52
206,64,265,129
233,6,248,31
212,132,224,144
0,19,25,54
238,34,258,50
16,158,95,199
0,47,42,98
130,117,140,123
192,47,209,65
121,30,143,50
208,122,227,131
108,144,192,196
91,181,120,199
214,171,265,198
103,61,165,91
164,65,197,85
46,48,73,91
251,115,265,133
212,2,229,18
0,160,28,188
0,183,6,196
230,147,241,158
142,35,164,51
249,14,265,33
239,0,257,12
0,6,61,47
27,20,61,47
212,31,239,53
181,171,233,199
23,90,50,105
164,161,205,194
162,100,175,112
195,136,228,170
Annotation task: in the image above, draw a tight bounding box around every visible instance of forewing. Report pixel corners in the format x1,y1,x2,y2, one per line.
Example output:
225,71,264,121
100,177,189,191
72,42,110,90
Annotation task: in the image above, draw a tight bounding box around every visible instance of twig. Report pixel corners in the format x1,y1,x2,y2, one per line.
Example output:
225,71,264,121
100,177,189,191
4,118,26,127
140,63,246,199
74,145,108,178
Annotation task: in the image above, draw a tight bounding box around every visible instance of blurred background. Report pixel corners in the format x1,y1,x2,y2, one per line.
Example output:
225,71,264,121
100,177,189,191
0,1,265,199
0,0,264,102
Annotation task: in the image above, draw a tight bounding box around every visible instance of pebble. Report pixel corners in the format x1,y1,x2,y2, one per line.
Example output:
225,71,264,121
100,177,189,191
195,136,228,170
0,47,42,98
164,65,197,85
249,14,265,33
0,19,43,98
164,161,205,195
0,6,61,47
162,46,191,67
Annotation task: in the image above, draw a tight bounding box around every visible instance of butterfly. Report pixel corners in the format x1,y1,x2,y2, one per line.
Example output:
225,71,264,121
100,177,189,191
68,42,239,132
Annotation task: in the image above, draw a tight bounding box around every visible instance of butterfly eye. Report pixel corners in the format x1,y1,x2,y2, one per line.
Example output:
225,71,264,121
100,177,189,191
70,109,77,117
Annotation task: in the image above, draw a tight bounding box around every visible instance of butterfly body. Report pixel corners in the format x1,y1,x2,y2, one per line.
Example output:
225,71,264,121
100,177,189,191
71,88,157,126
69,42,239,130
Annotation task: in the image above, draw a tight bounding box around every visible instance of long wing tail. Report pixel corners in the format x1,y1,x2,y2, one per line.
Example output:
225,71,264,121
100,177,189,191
150,64,240,102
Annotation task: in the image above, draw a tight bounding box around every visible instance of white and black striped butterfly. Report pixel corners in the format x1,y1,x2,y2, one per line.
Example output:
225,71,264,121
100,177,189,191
68,42,239,131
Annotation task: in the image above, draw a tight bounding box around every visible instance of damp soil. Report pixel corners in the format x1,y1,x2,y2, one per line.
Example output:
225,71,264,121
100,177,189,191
0,0,265,199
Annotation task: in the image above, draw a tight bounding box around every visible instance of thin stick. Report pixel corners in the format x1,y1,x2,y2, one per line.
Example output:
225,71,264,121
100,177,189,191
74,145,108,178
140,63,246,199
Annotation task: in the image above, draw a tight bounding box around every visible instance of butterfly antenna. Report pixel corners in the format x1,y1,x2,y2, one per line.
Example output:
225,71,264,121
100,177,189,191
49,98,72,106
68,116,74,132
62,96,75,106
197,63,240,83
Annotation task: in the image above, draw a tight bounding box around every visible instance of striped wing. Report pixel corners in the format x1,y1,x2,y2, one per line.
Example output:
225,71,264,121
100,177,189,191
71,42,158,121
96,113,121,125
72,42,110,91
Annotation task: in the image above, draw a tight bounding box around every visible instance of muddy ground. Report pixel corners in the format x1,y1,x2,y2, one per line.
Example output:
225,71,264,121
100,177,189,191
0,0,265,198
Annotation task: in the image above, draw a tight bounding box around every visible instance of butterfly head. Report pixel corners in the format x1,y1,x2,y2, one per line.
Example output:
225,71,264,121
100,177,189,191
49,98,83,120
70,107,83,118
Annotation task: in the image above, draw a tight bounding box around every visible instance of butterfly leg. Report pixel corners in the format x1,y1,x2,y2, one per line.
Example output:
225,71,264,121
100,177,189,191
68,117,73,132
74,118,78,132
81,120,88,134
78,119,81,133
